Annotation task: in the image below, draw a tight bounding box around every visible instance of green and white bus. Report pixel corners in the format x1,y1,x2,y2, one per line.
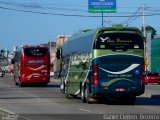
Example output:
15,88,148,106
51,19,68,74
60,26,145,104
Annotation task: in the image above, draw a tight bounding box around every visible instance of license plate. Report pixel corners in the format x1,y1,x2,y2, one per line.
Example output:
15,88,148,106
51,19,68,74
116,88,125,92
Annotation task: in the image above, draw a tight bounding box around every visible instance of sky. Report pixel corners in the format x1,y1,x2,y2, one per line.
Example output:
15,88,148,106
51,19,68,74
0,0,160,52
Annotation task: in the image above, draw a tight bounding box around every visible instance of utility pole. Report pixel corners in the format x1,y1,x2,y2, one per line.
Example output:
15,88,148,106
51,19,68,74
102,12,104,27
142,4,148,71
142,4,146,37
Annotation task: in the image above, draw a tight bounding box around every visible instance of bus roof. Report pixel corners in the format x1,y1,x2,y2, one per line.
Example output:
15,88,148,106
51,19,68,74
62,26,143,56
67,26,142,42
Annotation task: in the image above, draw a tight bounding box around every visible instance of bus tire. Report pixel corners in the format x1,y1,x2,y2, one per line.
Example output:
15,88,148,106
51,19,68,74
81,84,86,103
85,84,92,104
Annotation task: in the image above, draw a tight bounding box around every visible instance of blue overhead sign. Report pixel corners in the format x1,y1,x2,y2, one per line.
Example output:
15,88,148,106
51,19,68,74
88,0,116,13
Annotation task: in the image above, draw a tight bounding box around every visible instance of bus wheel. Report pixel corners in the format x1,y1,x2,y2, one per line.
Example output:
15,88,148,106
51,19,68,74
81,85,86,103
84,85,92,104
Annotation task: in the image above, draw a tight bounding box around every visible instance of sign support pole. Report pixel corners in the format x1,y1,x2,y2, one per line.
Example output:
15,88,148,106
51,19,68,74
102,12,104,27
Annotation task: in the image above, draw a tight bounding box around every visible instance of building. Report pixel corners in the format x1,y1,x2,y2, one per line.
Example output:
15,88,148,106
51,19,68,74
145,30,160,73
151,37,160,73
52,35,70,75
56,35,70,47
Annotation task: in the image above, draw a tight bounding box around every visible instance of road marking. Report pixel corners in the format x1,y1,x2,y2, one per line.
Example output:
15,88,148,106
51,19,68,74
0,108,15,114
79,108,91,113
0,108,32,120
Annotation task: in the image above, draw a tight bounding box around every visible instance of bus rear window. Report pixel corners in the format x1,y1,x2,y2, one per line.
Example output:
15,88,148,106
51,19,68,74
94,33,144,50
24,47,48,57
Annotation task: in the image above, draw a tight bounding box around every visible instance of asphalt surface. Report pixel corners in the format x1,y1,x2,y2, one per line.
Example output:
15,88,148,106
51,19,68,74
0,74,160,120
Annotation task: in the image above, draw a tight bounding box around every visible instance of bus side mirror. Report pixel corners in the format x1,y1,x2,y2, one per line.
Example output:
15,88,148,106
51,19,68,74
11,59,15,64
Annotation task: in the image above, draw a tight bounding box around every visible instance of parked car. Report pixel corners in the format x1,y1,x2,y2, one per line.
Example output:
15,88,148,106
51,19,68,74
144,72,160,85
0,69,4,77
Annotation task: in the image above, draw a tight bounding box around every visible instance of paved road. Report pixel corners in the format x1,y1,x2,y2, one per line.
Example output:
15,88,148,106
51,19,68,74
0,75,160,120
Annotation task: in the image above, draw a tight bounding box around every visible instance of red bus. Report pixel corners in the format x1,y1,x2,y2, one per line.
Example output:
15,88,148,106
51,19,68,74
12,45,50,87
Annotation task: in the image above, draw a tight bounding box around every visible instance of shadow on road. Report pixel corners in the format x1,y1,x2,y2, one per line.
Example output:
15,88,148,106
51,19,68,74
47,84,60,88
135,96,160,105
95,96,160,105
14,83,60,88
151,94,160,99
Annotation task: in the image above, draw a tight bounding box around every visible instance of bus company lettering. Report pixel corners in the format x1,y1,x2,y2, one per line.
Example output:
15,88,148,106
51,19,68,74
108,74,132,78
117,39,132,43
28,60,44,64
107,39,132,43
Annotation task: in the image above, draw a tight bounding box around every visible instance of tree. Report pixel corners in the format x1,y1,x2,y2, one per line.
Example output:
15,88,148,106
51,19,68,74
142,25,157,39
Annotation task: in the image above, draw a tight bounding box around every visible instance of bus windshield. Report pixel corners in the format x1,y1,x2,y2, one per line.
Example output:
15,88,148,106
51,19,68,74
94,33,144,50
24,47,48,57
